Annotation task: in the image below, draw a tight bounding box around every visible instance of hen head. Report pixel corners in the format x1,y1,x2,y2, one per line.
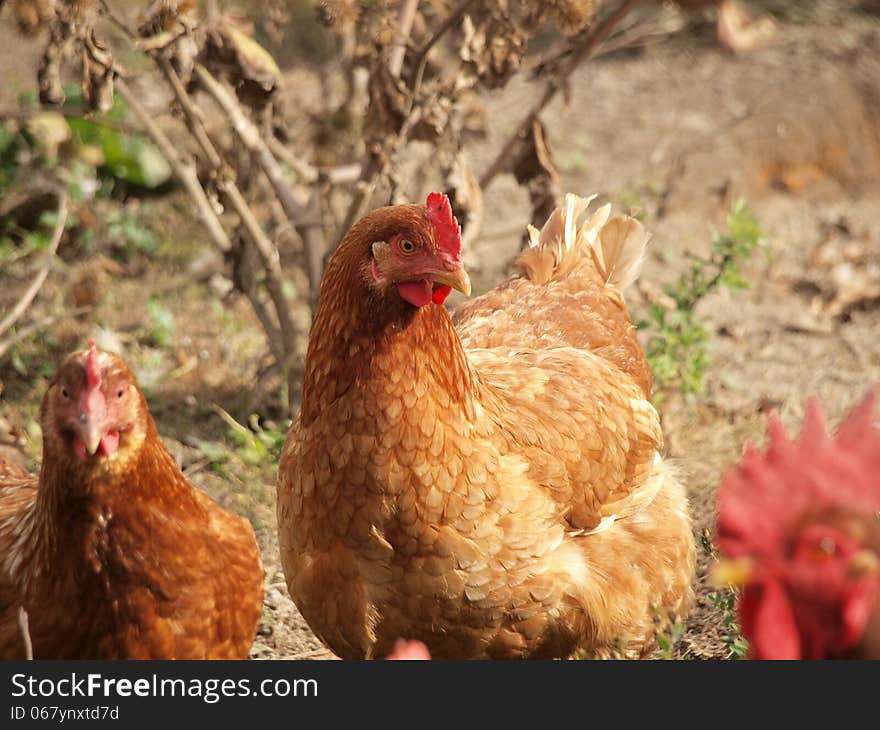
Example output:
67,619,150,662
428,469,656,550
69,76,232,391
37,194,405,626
42,341,148,471
716,390,880,659
345,192,470,308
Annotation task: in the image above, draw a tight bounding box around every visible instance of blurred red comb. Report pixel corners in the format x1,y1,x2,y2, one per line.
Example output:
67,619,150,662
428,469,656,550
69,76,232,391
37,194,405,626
717,388,880,560
425,192,461,260
85,339,101,389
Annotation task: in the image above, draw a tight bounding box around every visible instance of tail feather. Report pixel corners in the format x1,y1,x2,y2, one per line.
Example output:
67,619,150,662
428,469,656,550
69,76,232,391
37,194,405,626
518,193,648,292
591,216,648,292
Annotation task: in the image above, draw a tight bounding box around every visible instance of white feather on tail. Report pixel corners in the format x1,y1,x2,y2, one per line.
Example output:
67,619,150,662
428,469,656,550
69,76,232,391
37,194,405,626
518,193,649,292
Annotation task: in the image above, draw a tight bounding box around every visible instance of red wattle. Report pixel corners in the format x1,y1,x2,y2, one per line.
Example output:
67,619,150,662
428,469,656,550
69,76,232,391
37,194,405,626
397,279,433,307
432,284,452,304
742,580,802,659
100,430,120,457
841,579,877,650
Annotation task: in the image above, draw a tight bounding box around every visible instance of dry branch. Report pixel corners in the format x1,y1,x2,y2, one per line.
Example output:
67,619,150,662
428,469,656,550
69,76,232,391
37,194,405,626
335,0,481,247
479,0,642,189
406,0,479,105
113,78,233,254
0,191,68,340
217,179,301,386
389,0,419,79
146,60,298,368
192,63,324,297
0,307,93,362
157,57,224,171
90,2,309,407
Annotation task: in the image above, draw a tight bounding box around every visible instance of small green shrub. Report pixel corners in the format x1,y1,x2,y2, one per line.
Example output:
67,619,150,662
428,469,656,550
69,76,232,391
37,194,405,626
701,529,749,659
145,297,175,347
106,209,159,257
640,199,767,401
213,407,289,468
708,590,749,659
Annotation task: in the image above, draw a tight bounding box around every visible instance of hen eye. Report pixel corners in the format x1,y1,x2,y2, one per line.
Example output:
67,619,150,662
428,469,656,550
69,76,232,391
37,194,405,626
117,389,124,398
61,388,69,399
399,239,416,254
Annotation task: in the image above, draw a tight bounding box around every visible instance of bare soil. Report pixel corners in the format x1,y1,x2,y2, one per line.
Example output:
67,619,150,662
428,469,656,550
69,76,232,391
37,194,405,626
1,4,879,659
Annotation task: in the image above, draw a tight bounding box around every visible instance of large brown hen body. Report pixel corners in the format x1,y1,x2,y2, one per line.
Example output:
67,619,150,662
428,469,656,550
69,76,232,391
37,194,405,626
278,193,695,659
0,345,264,659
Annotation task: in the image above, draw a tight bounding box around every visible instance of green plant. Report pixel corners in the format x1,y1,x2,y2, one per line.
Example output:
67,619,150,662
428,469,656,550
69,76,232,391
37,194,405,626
0,123,21,191
700,529,749,659
656,621,686,659
106,209,159,257
145,297,175,347
640,199,767,401
213,407,289,468
708,589,749,659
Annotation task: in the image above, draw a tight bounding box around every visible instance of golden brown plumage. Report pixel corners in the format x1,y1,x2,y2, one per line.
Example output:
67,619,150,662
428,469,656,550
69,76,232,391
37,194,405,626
0,345,264,659
278,193,695,659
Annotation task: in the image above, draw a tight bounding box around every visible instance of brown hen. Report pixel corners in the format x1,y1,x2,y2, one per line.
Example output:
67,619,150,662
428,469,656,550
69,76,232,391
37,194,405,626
0,343,264,659
278,193,695,659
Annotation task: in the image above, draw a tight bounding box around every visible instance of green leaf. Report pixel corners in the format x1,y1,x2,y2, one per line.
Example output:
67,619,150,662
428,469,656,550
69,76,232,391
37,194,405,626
146,297,175,347
66,117,171,189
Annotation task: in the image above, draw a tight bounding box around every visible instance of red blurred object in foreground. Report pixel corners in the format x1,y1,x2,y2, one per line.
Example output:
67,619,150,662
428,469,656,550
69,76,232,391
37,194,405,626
716,389,880,659
386,640,431,660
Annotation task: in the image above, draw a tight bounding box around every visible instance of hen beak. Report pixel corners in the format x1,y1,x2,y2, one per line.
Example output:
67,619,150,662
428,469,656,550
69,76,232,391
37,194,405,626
75,413,105,456
432,266,471,297
850,550,879,577
710,557,754,587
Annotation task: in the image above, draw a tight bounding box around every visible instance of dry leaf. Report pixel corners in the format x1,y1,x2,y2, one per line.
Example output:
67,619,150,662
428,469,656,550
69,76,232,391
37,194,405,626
513,119,561,248
200,16,282,113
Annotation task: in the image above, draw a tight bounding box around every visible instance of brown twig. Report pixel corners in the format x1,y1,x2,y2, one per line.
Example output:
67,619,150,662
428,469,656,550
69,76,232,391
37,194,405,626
113,78,233,253
156,57,224,171
336,0,480,248
0,191,68,340
266,136,320,184
141,58,302,366
17,607,33,660
97,0,133,39
192,63,324,299
479,0,642,190
388,0,419,79
406,0,479,101
217,179,301,391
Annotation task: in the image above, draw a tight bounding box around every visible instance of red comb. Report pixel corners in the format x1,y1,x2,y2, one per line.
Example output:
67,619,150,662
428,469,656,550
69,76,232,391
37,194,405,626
425,192,462,260
85,340,102,389
717,389,880,560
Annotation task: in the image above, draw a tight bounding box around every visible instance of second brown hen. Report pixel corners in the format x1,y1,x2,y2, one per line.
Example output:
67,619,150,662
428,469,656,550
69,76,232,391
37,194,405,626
0,343,264,659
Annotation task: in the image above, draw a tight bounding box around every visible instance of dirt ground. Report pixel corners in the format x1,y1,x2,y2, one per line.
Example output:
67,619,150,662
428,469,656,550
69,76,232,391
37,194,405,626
1,3,879,659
